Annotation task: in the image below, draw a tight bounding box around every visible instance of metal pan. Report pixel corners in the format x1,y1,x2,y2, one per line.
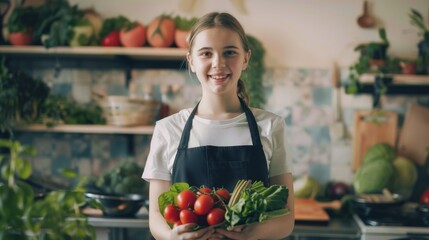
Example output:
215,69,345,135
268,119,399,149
352,192,406,209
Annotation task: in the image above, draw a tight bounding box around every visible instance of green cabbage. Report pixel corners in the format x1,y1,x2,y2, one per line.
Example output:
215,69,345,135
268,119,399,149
363,143,396,164
294,175,319,198
392,156,418,198
354,160,395,194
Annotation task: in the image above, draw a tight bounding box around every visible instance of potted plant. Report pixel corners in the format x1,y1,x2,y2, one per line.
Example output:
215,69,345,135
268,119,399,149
346,28,394,94
399,58,417,75
0,138,100,239
173,16,198,49
409,8,429,74
6,6,38,45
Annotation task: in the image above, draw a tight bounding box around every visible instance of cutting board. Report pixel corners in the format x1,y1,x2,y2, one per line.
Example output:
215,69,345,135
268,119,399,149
398,104,429,166
294,198,330,222
352,110,398,172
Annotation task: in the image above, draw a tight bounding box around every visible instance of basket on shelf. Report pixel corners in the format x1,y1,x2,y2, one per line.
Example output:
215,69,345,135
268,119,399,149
97,96,160,126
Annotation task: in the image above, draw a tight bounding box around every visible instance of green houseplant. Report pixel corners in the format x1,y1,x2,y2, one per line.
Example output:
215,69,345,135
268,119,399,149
0,57,50,133
243,35,266,108
0,138,99,240
346,28,400,95
409,8,429,74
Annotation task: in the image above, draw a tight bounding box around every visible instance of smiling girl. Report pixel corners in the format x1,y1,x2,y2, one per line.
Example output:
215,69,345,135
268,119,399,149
143,12,294,240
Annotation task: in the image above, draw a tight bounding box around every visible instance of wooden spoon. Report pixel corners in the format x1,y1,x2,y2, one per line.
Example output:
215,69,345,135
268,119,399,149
357,0,375,28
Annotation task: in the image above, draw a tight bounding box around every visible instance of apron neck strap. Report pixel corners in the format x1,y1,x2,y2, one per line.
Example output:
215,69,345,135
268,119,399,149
178,98,263,149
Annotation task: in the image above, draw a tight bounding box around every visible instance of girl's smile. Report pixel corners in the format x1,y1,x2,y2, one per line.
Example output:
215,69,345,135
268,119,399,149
187,27,250,96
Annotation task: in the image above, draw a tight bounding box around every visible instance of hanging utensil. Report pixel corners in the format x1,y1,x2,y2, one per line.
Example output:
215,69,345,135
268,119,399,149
329,62,346,142
357,0,375,28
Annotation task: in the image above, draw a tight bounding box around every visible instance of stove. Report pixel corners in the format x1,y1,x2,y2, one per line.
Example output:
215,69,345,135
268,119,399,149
353,202,429,240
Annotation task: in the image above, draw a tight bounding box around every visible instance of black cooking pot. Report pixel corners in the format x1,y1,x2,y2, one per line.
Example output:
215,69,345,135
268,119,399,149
352,193,406,209
85,192,147,217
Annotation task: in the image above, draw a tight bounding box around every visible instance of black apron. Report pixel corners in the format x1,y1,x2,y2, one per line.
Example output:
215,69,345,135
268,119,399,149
171,98,269,192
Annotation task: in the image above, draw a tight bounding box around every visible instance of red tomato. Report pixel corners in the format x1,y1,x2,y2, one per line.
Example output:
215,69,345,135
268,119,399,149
420,188,429,205
177,190,196,209
146,15,176,47
215,189,231,202
180,209,198,224
163,204,180,223
101,31,120,47
173,220,182,228
198,187,212,195
206,208,225,226
119,23,146,47
194,194,214,215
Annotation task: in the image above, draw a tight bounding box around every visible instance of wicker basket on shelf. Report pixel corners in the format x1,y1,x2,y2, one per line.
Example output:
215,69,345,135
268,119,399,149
98,96,160,126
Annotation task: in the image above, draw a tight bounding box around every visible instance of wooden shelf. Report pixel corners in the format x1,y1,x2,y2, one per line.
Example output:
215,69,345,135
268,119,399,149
14,124,154,135
0,46,187,60
359,73,429,85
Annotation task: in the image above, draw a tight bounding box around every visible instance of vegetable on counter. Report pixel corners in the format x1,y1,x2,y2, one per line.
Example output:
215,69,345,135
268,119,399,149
293,175,320,199
91,160,146,195
420,188,429,205
353,142,418,198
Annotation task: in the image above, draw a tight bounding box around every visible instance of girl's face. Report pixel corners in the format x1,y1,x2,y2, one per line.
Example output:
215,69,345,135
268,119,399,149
187,27,250,97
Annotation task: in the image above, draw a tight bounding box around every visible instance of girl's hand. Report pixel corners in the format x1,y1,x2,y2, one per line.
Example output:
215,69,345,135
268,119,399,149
170,223,217,240
214,224,256,240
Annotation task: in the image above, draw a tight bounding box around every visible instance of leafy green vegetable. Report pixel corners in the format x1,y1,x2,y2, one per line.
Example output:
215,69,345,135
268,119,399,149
94,160,145,195
158,182,189,214
99,15,130,39
41,95,105,126
353,159,395,194
174,16,198,30
363,142,396,164
225,180,289,228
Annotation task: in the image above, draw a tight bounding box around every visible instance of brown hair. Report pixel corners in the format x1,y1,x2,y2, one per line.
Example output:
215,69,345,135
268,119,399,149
187,12,250,105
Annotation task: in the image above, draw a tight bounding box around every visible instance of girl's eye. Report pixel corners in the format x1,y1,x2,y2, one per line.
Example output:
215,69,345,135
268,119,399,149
224,50,238,57
199,51,212,57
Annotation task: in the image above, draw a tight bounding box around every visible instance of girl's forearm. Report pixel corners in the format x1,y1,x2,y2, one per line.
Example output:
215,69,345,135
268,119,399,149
250,213,295,240
149,212,172,240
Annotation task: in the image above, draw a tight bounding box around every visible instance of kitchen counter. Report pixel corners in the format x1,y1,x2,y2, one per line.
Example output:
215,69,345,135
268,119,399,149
87,208,361,240
289,211,361,239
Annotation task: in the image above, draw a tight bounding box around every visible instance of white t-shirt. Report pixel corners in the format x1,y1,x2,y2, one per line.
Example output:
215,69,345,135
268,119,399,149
142,107,292,182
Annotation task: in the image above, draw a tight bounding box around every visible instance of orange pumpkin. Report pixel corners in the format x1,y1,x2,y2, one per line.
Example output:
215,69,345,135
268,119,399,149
147,15,176,48
119,23,146,47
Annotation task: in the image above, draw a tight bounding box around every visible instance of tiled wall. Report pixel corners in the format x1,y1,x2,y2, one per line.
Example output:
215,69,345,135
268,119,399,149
13,65,429,186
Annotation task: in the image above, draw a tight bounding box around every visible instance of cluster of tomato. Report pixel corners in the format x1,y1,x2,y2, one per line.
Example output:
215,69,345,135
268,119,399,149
163,187,231,227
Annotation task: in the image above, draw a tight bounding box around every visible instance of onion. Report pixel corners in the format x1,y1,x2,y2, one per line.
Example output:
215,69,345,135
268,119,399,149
326,181,351,200
83,8,103,37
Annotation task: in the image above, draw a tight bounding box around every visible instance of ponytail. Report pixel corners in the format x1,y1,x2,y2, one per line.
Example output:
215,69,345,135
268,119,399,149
237,79,249,106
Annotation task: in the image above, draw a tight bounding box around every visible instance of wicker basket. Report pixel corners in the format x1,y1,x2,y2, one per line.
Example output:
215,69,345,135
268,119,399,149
99,96,160,126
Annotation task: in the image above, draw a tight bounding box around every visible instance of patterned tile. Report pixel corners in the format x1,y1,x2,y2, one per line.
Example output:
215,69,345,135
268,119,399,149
14,64,429,187
312,87,332,107
309,163,330,184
